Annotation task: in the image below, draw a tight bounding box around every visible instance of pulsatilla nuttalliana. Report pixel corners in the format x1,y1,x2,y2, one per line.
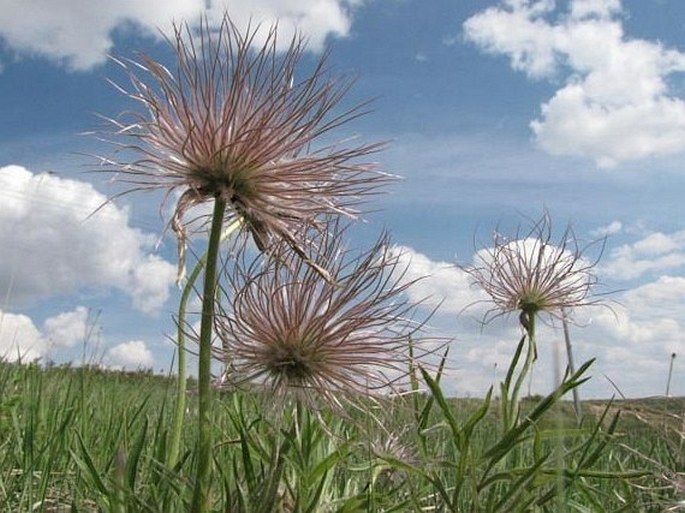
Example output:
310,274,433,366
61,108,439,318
99,14,389,281
212,221,432,411
460,213,604,329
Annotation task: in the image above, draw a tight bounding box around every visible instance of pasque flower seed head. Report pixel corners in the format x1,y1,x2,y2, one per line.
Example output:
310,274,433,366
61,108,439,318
99,14,390,282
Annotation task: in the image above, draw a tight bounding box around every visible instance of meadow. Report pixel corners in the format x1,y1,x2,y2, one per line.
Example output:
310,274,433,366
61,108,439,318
2,10,684,513
0,358,682,512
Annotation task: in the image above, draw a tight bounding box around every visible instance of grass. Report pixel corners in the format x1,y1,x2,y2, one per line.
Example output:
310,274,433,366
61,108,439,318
0,359,682,512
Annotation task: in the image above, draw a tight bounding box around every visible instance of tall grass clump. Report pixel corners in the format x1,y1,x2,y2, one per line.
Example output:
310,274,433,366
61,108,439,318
0,357,681,510
0,361,174,511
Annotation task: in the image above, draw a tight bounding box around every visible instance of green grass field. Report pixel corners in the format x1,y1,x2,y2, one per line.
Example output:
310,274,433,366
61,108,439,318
0,360,682,512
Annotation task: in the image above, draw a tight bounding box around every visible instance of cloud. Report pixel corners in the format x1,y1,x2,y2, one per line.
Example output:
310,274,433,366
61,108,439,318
0,307,91,362
43,306,90,348
585,275,685,395
105,340,155,369
464,0,685,167
0,165,176,313
590,220,622,237
621,275,685,322
0,310,45,361
391,245,487,316
1,305,159,370
0,0,361,71
601,230,685,280
393,242,685,398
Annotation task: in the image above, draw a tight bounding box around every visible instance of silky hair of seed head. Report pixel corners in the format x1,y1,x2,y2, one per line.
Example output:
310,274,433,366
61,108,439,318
97,14,391,282
459,212,607,327
212,220,434,412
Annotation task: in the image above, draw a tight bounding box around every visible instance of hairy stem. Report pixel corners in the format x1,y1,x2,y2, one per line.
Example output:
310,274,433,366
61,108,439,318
510,313,537,424
167,260,201,470
168,219,242,470
191,196,227,513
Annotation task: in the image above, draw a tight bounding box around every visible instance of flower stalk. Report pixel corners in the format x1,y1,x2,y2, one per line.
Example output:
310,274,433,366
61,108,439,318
507,311,537,428
461,212,605,429
190,196,226,513
168,219,242,471
99,13,391,512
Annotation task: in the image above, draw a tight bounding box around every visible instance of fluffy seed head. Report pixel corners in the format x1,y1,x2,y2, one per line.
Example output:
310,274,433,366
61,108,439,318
99,14,389,280
461,213,604,326
214,221,431,410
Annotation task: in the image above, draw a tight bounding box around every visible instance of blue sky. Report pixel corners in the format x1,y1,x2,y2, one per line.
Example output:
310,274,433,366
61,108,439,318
0,0,684,398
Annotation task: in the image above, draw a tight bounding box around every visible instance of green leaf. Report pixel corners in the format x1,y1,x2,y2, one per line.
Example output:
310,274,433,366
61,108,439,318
126,417,148,491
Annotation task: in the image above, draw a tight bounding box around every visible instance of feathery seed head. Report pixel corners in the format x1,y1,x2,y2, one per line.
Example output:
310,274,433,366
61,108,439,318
214,221,430,411
370,428,417,487
100,14,390,280
461,213,604,327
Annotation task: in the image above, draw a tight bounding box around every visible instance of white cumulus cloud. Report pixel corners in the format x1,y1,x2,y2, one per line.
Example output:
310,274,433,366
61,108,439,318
105,340,155,369
0,165,176,313
590,220,622,238
464,0,685,167
1,305,160,370
391,245,487,316
0,310,45,361
586,275,685,395
601,230,685,280
0,0,361,71
43,306,90,348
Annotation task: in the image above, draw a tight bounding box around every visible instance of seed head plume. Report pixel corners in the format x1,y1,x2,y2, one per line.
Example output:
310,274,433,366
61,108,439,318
98,14,390,282
213,220,433,412
460,212,605,329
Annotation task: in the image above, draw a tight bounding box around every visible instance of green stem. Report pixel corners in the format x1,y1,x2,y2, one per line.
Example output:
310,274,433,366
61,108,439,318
167,261,202,470
168,219,241,470
500,335,525,431
191,196,227,513
510,313,537,424
561,308,582,425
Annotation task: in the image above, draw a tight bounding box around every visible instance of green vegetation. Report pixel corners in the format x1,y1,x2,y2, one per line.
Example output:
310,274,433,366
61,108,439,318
0,359,681,512
4,11,682,513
